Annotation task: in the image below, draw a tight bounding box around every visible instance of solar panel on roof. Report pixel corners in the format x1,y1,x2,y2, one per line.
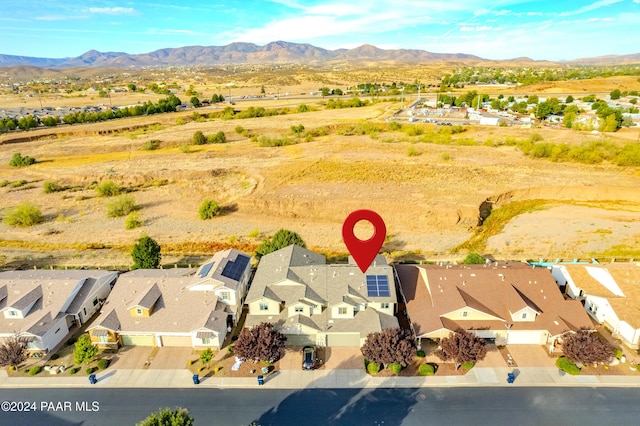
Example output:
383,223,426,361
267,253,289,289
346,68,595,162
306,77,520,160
221,254,250,281
365,274,391,297
198,262,215,278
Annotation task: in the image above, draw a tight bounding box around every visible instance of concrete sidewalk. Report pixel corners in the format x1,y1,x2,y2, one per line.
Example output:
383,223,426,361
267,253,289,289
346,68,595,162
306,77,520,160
1,367,639,389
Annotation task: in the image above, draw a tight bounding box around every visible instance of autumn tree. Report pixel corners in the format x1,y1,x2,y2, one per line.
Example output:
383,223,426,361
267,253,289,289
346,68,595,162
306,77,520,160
255,229,306,259
234,322,287,363
0,334,30,367
561,328,615,365
361,328,416,368
436,329,487,369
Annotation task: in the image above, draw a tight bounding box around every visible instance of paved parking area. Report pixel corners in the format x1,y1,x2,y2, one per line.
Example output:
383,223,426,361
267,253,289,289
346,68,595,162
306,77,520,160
149,347,193,370
108,346,154,369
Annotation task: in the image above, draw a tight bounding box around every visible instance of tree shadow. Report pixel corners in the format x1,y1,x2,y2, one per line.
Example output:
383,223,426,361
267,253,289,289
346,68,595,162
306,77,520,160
251,356,420,426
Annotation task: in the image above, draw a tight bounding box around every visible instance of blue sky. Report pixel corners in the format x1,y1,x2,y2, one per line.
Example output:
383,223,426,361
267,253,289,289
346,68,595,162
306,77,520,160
2,0,640,61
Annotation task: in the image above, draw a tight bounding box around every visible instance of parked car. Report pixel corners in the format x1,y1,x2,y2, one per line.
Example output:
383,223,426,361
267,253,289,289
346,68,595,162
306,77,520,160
302,346,316,370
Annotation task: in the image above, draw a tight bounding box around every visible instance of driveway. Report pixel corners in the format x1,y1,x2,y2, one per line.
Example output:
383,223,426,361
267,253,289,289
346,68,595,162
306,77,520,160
476,344,507,368
321,347,362,370
149,347,193,369
107,346,154,369
507,344,557,367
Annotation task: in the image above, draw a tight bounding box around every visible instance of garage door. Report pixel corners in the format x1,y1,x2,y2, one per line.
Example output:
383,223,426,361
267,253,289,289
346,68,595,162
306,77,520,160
507,331,545,345
160,335,192,347
285,334,316,346
121,335,155,346
327,333,360,347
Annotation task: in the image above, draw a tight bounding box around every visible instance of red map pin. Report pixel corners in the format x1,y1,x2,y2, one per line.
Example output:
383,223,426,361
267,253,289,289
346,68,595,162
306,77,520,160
342,209,387,273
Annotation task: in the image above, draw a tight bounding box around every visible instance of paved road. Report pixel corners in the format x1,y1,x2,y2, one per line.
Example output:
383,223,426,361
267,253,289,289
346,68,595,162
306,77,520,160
1,387,639,426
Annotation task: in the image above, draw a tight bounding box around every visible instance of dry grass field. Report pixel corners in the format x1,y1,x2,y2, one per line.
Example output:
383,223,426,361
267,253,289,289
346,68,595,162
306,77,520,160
1,67,640,269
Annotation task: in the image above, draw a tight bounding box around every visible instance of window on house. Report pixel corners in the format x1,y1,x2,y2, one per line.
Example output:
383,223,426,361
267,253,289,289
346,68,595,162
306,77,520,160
9,310,16,317
259,303,269,311
521,312,528,319
220,291,230,301
136,308,143,315
294,306,304,313
338,307,347,315
202,337,212,345
83,307,87,316
54,328,60,334
99,335,108,343
93,297,99,306
381,303,390,309
461,311,469,318
27,340,38,350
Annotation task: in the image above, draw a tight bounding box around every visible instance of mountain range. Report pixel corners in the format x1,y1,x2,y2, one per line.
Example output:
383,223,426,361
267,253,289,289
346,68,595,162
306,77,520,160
1,41,639,68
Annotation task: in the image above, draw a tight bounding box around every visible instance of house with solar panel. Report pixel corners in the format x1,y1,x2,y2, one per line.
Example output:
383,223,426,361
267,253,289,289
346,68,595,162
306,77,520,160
87,249,251,349
244,245,399,347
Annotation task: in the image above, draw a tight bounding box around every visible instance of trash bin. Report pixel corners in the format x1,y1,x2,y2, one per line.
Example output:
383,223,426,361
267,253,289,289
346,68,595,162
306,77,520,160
88,374,97,385
192,374,200,385
507,373,515,384
257,375,264,386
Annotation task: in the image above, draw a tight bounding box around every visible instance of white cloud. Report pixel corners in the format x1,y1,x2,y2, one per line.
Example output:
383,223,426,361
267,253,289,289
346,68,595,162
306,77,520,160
559,0,623,16
88,7,136,15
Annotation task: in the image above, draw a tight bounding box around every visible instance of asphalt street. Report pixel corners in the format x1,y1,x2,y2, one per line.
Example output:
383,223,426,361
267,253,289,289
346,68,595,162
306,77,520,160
1,387,639,426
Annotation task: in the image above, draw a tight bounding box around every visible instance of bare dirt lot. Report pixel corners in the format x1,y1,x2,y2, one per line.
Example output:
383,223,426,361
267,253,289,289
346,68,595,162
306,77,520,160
1,96,640,268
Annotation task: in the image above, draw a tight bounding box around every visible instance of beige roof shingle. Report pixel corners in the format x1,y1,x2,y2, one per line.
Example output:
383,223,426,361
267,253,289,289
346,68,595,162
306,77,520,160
397,262,593,339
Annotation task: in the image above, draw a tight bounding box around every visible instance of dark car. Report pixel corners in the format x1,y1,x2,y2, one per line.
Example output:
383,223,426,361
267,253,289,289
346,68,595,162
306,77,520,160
302,346,316,370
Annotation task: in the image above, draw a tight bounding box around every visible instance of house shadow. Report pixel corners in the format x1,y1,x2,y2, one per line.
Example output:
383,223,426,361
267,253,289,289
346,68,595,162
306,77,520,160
250,356,421,426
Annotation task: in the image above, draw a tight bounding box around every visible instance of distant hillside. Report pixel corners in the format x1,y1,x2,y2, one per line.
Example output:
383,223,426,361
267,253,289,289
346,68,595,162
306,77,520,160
1,42,638,69
0,41,482,68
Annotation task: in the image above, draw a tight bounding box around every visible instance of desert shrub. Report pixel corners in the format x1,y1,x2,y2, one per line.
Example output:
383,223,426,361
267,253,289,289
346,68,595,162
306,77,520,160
125,211,143,229
142,139,161,150
193,130,206,145
416,350,426,358
9,152,36,167
367,362,380,375
107,194,136,218
234,125,245,134
257,135,294,147
97,358,110,370
614,348,623,359
28,366,42,375
403,125,423,136
200,348,213,364
69,367,78,375
85,367,95,375
179,143,192,153
298,104,309,113
387,121,402,131
461,361,475,371
406,145,421,157
199,199,221,219
529,132,544,142
419,363,435,376
0,180,9,187
95,180,121,197
49,354,60,360
556,356,581,375
248,228,260,238
440,152,452,161
388,363,402,374
43,181,62,194
207,131,226,144
3,202,44,227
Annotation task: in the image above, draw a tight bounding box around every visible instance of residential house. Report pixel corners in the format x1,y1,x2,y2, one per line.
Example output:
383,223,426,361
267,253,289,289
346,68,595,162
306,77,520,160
396,262,592,348
244,245,398,347
87,249,251,349
186,249,251,321
552,263,640,349
0,269,118,354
